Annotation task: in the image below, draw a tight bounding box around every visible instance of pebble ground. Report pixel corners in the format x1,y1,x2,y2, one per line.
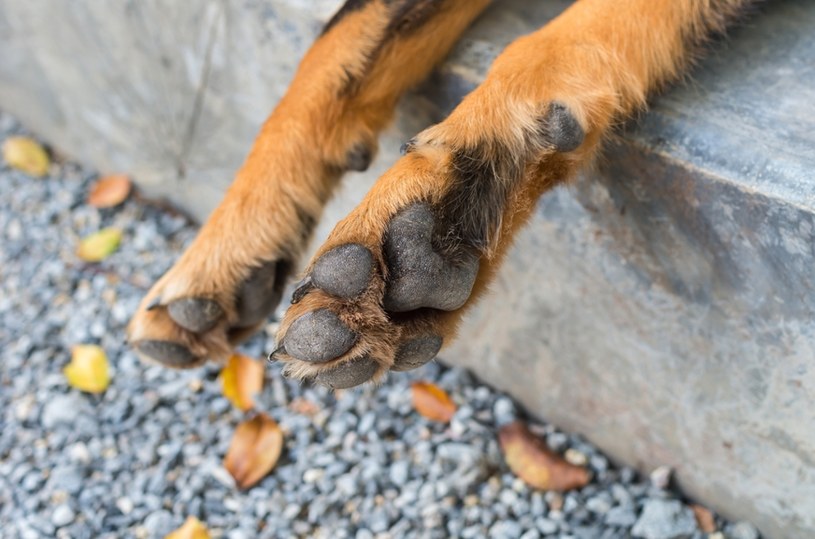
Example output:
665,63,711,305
0,111,761,539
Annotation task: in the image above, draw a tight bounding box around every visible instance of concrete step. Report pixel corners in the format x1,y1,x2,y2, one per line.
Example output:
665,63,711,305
1,0,813,536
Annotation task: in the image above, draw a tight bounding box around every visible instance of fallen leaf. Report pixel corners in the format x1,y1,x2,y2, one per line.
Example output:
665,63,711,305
64,344,110,393
77,227,122,262
220,354,264,411
691,504,717,533
88,174,132,208
498,421,590,491
411,381,457,423
224,414,283,489
2,136,50,177
164,516,210,539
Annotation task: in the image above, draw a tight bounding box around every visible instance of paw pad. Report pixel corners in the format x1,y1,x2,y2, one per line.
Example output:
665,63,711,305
312,244,374,298
283,309,357,363
540,102,584,153
314,356,380,389
135,340,197,368
392,334,442,372
383,203,479,312
167,298,223,333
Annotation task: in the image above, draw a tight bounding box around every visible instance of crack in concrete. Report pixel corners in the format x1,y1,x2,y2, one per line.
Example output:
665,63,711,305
177,0,224,180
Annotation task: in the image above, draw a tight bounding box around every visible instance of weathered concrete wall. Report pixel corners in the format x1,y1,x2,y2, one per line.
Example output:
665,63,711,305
1,1,814,537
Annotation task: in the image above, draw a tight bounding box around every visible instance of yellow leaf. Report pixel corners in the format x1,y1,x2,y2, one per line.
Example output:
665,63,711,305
498,421,590,491
164,516,210,539
2,136,50,177
220,354,264,412
88,174,132,208
77,228,121,262
411,381,457,423
224,414,283,489
64,344,110,393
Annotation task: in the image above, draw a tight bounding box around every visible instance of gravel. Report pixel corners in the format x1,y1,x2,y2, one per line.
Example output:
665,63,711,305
0,111,759,538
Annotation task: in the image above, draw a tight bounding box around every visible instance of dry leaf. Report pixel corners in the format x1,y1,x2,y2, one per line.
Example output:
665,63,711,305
691,504,717,533
64,344,110,393
220,354,264,411
164,516,210,539
2,136,50,177
411,381,457,423
77,227,122,262
499,421,590,491
224,414,283,489
88,174,132,208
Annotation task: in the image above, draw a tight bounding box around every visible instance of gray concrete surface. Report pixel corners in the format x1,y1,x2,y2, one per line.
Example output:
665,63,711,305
1,0,813,537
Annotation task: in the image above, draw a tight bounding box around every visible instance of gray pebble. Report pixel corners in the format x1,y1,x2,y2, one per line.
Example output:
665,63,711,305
41,394,87,429
632,500,698,539
51,505,75,527
727,521,760,539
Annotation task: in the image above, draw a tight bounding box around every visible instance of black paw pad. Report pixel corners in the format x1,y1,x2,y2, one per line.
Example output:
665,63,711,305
540,102,584,153
235,260,289,328
392,334,442,372
312,244,374,299
135,340,198,367
346,144,373,172
167,298,224,333
283,309,357,363
383,204,480,312
315,356,379,389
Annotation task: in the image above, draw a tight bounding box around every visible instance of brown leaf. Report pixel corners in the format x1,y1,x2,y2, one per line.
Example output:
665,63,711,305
691,504,717,533
411,381,457,423
220,354,264,411
77,227,122,262
2,136,50,177
88,174,132,208
224,413,283,489
64,344,110,393
498,421,590,491
164,516,210,539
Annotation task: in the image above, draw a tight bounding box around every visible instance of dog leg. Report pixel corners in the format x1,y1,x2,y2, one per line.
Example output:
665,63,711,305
274,0,757,388
128,0,492,367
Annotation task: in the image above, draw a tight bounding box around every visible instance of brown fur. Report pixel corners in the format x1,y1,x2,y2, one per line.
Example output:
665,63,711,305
129,0,756,378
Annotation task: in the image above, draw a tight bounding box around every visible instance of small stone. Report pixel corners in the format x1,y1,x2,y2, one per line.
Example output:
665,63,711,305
51,505,75,527
116,497,134,515
143,510,174,536
605,505,638,527
649,466,672,490
536,517,558,535
586,496,612,514
564,448,588,467
727,521,759,539
41,394,87,428
492,397,516,425
632,499,697,539
389,461,409,486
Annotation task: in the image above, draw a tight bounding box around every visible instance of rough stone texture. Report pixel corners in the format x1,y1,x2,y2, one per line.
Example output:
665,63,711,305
1,0,813,537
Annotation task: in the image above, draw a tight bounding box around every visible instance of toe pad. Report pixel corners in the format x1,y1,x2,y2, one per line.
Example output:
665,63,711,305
283,309,357,363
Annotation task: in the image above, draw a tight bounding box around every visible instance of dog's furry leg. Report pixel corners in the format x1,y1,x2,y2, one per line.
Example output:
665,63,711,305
274,0,758,388
128,0,492,367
